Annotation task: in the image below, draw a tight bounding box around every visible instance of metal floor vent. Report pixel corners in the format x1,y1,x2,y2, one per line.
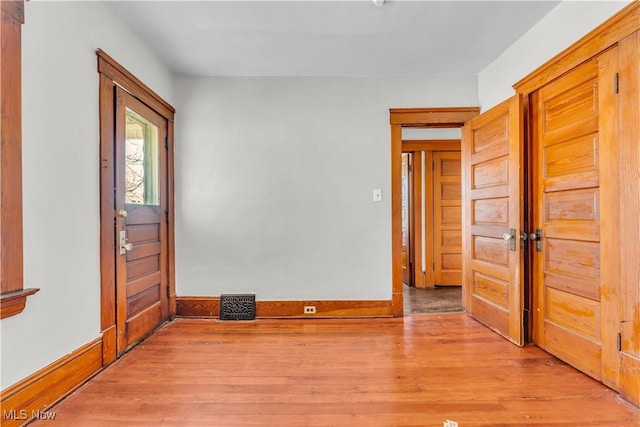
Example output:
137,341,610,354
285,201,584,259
220,294,256,320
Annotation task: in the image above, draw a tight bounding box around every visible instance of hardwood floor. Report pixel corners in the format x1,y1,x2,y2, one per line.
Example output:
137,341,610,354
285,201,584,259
35,315,638,426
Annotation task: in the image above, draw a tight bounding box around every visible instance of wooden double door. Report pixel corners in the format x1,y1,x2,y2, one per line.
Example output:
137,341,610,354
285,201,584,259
462,34,639,405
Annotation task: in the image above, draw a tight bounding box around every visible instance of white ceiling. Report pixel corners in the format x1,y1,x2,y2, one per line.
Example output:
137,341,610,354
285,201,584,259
105,0,560,77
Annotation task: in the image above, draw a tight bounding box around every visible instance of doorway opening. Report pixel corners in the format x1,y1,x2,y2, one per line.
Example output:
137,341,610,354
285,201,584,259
98,50,176,365
389,108,479,316
401,140,463,314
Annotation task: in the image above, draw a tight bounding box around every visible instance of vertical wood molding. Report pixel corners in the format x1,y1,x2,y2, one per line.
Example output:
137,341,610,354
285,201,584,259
390,124,403,316
597,45,621,391
409,151,424,287
617,29,640,408
0,338,103,427
424,150,435,287
0,0,38,318
167,120,177,320
98,74,116,333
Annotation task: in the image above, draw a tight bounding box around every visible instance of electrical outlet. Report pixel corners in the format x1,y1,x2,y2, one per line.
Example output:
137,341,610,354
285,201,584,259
304,305,316,314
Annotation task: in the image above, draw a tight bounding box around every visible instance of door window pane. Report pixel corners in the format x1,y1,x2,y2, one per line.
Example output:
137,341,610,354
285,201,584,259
125,108,159,205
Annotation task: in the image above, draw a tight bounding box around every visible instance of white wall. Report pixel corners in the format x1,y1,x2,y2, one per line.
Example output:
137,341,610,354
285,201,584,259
478,0,632,111
174,76,477,300
0,1,173,390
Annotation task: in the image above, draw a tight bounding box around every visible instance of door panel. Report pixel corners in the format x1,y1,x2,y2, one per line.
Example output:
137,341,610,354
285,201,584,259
433,152,462,285
462,95,524,345
532,58,603,380
115,88,169,354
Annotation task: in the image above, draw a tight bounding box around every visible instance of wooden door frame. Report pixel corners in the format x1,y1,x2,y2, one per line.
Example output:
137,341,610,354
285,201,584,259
401,153,414,287
97,50,176,365
389,108,479,316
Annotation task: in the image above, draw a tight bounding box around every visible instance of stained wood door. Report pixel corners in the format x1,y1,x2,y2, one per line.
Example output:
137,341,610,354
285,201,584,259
462,95,524,346
401,153,412,286
618,30,640,407
531,57,606,380
115,87,169,354
433,151,462,285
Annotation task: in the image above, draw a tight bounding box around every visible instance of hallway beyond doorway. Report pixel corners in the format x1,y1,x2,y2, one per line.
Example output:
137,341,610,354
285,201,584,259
403,284,463,315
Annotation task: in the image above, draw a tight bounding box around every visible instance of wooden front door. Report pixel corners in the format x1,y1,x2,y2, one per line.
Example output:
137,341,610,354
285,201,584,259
115,87,170,355
433,151,462,285
462,95,524,346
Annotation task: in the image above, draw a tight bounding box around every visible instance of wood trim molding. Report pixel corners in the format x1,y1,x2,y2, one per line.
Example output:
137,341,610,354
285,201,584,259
98,74,116,334
0,0,36,317
390,124,403,316
409,152,424,288
402,140,461,152
0,288,39,319
96,49,175,121
167,120,177,320
390,107,479,127
514,1,640,95
0,338,103,427
176,296,220,317
0,0,24,23
176,297,393,318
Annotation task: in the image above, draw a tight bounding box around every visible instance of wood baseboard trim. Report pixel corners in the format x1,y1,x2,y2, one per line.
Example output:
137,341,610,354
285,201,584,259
176,296,393,318
1,338,103,427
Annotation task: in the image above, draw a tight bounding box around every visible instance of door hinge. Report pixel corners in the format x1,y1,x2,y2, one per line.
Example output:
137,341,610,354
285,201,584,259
617,332,622,352
432,161,435,171
432,262,435,270
614,73,619,94
408,164,412,173
166,285,171,299
165,136,169,150
165,209,169,224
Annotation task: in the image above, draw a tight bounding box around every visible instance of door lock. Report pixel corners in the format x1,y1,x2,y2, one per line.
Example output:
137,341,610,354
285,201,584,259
529,229,542,252
502,228,517,251
119,230,134,255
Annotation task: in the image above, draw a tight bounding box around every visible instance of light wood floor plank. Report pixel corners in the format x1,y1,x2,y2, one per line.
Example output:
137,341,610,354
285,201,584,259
35,315,639,426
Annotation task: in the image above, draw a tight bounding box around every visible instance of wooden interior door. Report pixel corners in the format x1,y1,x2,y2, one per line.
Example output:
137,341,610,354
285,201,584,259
433,151,462,285
462,95,524,346
618,30,640,407
401,153,412,286
531,57,605,380
115,87,169,354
